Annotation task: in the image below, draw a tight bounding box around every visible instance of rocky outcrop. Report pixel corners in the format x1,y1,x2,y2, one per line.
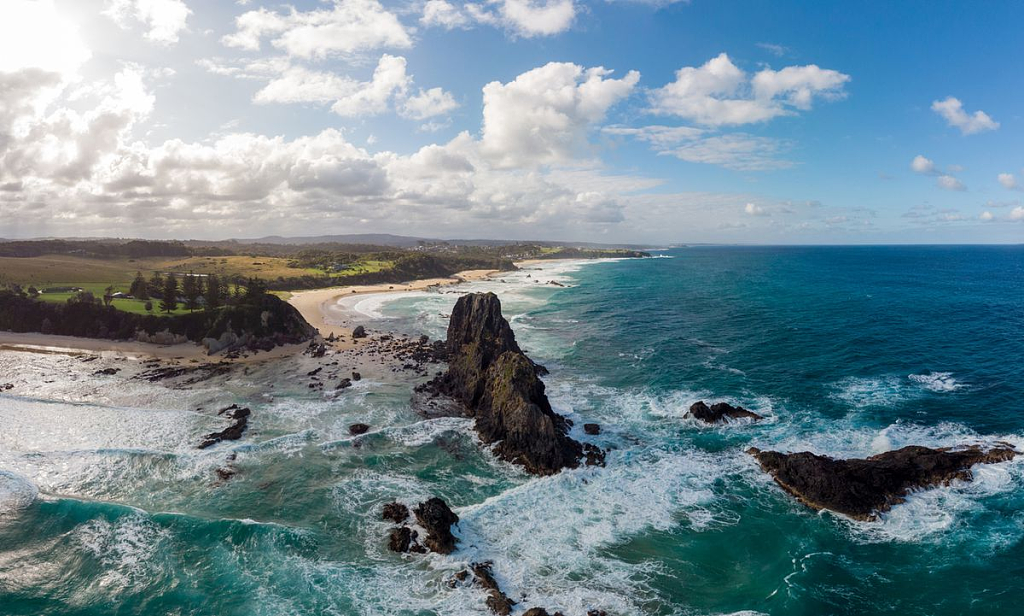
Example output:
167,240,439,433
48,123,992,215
748,444,1017,520
198,405,251,449
348,423,370,435
382,501,409,523
686,401,763,424
471,562,515,615
414,497,459,554
420,292,603,475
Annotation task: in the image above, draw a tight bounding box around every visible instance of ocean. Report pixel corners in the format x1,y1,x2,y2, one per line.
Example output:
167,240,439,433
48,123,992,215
1,245,1022,615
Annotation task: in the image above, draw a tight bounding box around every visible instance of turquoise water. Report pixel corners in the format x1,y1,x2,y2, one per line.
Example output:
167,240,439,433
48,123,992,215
1,246,1023,615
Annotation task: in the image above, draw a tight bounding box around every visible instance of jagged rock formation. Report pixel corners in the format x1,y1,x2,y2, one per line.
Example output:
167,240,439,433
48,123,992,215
198,405,251,449
471,562,515,615
419,292,603,475
414,497,459,554
748,444,1017,520
686,401,763,424
382,501,409,523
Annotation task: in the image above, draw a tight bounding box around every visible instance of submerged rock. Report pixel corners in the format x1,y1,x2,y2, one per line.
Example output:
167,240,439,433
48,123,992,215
348,423,370,435
420,292,602,475
471,561,515,615
198,406,251,449
748,444,1017,520
583,423,601,435
413,497,459,554
686,401,763,424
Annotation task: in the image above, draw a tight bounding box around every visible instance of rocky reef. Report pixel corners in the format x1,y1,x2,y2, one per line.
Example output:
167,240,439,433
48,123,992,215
686,401,763,424
748,444,1017,520
418,292,603,475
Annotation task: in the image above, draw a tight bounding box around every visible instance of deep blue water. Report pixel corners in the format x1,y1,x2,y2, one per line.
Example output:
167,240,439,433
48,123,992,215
1,245,1022,616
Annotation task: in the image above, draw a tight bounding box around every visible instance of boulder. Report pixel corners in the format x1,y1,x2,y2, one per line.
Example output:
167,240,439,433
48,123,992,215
583,423,601,435
686,401,763,424
413,497,459,554
337,378,352,390
422,293,600,475
352,325,367,339
748,444,1017,520
382,501,409,523
349,423,370,435
388,526,416,553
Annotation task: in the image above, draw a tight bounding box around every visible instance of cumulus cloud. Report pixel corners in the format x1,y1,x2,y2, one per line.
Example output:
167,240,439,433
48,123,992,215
911,154,936,175
931,96,999,135
222,0,411,59
1012,206,1024,221
421,0,576,38
744,202,766,215
650,53,849,126
400,87,460,120
980,211,994,221
480,62,640,167
104,0,191,44
936,174,965,191
1,0,91,76
998,172,1019,190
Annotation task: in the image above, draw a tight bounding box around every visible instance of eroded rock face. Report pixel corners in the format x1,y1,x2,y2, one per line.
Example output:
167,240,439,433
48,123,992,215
422,293,601,475
686,401,763,424
413,497,459,554
748,444,1017,520
382,501,409,523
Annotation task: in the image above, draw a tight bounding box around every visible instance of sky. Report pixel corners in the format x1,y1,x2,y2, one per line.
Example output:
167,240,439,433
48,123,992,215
0,0,1022,244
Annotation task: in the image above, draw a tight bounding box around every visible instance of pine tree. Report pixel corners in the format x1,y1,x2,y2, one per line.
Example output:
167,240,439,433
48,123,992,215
130,271,149,299
204,274,222,311
160,274,178,313
148,272,164,299
182,273,200,312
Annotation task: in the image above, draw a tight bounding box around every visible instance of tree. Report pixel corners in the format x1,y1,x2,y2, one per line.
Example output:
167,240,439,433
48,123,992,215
204,274,222,311
103,285,115,307
27,286,38,296
244,277,267,304
148,272,164,298
160,274,178,313
182,273,201,312
130,271,148,299
144,300,153,312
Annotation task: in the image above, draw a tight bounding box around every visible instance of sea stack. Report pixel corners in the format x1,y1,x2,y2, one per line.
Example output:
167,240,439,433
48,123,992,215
748,444,1017,520
422,292,602,475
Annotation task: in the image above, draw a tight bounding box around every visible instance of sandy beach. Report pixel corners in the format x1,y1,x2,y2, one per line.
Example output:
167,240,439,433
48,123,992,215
286,268,500,346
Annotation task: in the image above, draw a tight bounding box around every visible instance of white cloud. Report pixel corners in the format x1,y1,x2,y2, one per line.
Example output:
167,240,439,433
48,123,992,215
104,0,192,44
650,53,849,126
480,62,639,167
744,202,766,215
910,154,936,175
604,125,793,171
998,172,1019,190
1012,206,1024,221
931,96,999,135
223,0,411,59
246,55,457,121
421,0,471,29
936,174,965,191
400,87,460,120
756,42,787,57
421,0,576,38
980,211,994,221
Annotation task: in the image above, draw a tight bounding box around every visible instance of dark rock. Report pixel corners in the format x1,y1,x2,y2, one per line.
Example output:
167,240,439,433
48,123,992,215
1,383,14,390
93,367,120,375
421,293,596,475
748,444,1018,520
349,423,370,435
583,423,601,435
308,342,327,358
388,526,417,553
198,406,251,449
472,561,515,615
522,609,564,616
352,325,367,339
352,371,361,381
337,378,352,390
307,367,322,376
413,497,459,554
587,611,608,616
686,401,763,424
382,501,409,523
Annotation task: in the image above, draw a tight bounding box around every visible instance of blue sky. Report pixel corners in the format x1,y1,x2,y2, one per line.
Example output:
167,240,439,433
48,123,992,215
0,0,1021,243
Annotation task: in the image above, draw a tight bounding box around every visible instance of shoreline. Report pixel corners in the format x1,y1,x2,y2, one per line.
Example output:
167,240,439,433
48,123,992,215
0,258,591,361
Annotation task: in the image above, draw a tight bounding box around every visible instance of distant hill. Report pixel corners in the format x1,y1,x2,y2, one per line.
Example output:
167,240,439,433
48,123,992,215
240,234,655,250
